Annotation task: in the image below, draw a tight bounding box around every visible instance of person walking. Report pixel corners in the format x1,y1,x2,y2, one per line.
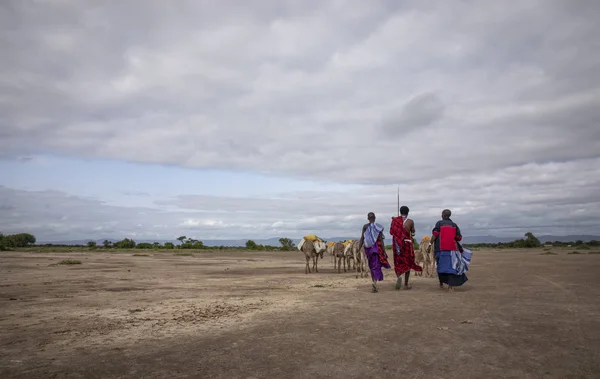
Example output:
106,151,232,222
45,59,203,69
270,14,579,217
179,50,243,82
358,212,391,293
430,209,468,291
390,206,422,290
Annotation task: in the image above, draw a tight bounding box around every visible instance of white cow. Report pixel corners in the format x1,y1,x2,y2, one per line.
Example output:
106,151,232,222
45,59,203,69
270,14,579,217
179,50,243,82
298,239,327,274
415,238,436,278
351,240,369,278
332,242,347,273
344,241,356,271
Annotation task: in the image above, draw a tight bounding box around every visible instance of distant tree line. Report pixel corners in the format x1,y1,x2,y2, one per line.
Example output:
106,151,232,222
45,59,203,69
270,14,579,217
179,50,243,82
464,232,542,249
547,240,599,247
37,235,298,251
462,232,600,249
6,231,596,252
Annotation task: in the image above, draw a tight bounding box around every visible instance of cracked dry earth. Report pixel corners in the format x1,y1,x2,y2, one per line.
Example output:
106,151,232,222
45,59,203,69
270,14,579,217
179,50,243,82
1,248,600,378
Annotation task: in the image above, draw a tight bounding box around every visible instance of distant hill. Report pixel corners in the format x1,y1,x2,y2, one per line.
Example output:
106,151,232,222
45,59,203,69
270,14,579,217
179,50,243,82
36,234,600,247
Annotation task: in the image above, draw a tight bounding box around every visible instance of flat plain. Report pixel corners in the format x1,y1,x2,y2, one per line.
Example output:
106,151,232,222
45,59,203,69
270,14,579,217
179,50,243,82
1,247,599,378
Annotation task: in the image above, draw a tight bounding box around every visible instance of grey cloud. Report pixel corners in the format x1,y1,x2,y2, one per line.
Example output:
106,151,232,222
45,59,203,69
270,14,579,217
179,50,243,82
120,191,150,197
1,0,599,184
380,93,445,137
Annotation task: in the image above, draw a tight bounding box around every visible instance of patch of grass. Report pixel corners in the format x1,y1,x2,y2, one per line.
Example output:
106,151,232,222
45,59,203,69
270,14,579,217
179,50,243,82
311,284,331,288
539,252,557,255
174,253,193,256
132,254,149,257
578,246,591,250
588,251,600,255
568,251,581,255
128,308,143,313
57,259,82,265
543,247,551,251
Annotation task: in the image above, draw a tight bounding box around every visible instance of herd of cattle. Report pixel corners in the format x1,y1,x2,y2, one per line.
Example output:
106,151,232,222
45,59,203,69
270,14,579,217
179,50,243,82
297,236,438,278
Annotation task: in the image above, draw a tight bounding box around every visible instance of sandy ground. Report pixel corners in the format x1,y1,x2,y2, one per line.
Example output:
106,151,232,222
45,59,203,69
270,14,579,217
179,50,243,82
1,248,600,379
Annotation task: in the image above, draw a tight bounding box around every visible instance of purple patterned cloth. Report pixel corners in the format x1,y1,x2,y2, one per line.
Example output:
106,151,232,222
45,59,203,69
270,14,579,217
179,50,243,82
365,245,384,281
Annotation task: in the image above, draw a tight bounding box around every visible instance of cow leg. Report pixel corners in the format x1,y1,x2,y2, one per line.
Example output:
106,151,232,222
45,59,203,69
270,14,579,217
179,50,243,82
305,254,310,274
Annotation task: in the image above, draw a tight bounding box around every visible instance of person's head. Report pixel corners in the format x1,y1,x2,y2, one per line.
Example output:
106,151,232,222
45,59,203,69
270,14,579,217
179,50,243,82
400,206,409,216
367,212,376,223
442,209,452,219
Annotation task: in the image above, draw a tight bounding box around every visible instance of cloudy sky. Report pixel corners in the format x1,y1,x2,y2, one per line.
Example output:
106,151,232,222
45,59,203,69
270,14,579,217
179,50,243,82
1,0,599,242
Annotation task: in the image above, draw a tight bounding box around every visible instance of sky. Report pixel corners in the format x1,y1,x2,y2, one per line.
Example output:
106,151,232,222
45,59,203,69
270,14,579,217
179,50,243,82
1,0,600,242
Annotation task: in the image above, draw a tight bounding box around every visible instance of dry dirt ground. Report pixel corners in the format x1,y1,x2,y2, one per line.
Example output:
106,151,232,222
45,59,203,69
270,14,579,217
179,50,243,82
1,248,600,379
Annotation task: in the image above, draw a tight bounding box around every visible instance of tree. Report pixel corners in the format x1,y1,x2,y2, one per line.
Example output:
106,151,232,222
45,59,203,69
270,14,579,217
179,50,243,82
279,237,294,251
153,242,161,249
103,240,112,248
114,238,136,249
87,241,97,248
3,233,36,248
136,243,153,249
524,232,541,248
164,242,175,249
0,233,8,251
177,236,187,245
246,240,258,250
0,233,37,249
192,241,204,249
179,238,204,249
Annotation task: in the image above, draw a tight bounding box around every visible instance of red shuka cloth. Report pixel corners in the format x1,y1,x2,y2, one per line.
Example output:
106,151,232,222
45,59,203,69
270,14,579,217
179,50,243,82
390,216,422,275
376,239,391,269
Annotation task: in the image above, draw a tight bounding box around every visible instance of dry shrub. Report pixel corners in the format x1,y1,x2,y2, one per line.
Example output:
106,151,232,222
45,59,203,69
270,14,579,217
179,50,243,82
57,259,82,265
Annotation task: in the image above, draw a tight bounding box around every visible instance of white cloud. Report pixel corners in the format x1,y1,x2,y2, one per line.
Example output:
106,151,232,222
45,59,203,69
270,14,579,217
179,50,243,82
2,155,599,241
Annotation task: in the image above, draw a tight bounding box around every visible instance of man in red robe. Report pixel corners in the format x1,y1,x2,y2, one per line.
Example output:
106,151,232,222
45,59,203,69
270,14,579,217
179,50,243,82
390,206,422,290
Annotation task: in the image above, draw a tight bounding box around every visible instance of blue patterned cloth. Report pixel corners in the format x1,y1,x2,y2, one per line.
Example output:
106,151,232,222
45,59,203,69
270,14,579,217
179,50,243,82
364,223,384,248
436,249,472,275
451,248,472,275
